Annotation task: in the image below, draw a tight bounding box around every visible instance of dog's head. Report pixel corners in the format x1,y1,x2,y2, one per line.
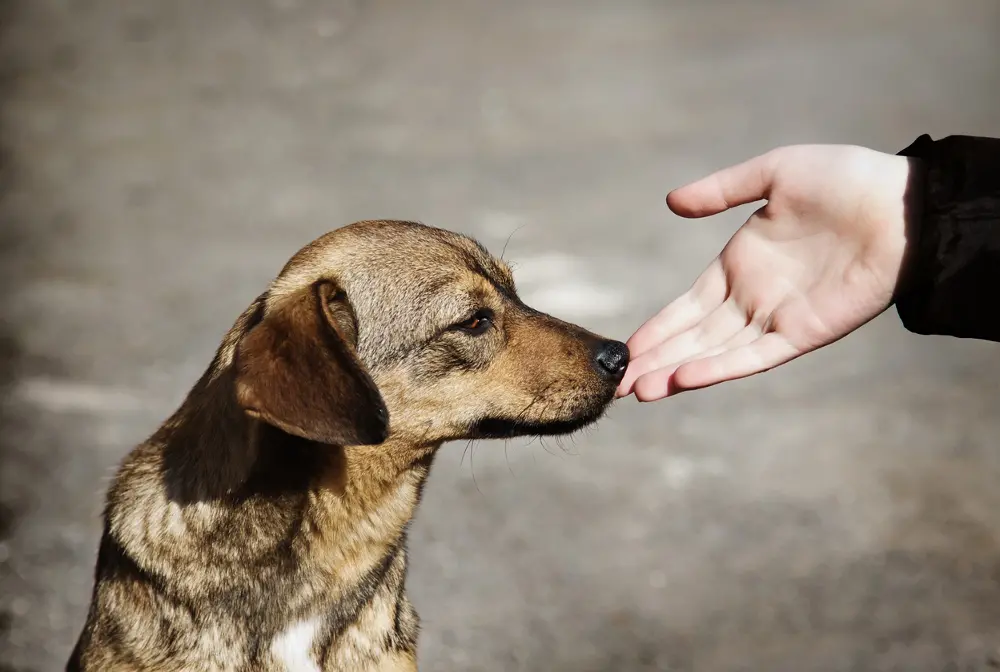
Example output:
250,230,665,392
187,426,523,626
233,220,628,447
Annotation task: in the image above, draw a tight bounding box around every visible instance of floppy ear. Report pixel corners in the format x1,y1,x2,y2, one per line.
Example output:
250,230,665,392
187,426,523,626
234,280,389,445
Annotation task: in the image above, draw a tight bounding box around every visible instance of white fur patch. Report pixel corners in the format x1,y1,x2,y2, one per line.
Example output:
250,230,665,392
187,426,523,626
271,618,322,672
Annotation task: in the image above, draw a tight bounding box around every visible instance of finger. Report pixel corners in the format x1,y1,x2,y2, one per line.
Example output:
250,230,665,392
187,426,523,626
618,298,747,397
625,260,727,360
628,325,761,402
692,322,762,357
672,332,801,391
666,151,777,218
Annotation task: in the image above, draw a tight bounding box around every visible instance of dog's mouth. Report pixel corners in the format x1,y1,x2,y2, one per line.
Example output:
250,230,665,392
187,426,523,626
471,396,614,440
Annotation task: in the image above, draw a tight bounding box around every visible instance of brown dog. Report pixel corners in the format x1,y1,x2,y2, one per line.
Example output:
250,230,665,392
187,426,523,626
67,220,629,671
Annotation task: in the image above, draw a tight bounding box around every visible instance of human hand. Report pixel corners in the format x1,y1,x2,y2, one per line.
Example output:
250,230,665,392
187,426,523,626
617,144,918,402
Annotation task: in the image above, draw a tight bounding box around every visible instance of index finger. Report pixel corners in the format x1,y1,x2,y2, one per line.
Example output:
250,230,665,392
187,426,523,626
625,260,727,359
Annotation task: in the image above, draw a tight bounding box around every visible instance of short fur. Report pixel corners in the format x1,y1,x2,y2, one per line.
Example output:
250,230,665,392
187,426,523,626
68,220,629,671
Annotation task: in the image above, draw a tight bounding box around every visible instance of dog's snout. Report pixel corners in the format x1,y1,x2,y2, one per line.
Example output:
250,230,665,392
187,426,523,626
594,340,630,381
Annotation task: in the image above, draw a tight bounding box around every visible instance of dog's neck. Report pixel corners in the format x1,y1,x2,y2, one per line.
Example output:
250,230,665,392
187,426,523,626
154,361,436,552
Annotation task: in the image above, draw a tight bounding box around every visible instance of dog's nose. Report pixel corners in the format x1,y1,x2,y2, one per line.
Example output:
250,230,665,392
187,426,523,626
594,340,630,381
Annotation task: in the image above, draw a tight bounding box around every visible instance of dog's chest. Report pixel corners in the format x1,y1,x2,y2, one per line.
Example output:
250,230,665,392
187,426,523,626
270,617,323,671
268,610,398,671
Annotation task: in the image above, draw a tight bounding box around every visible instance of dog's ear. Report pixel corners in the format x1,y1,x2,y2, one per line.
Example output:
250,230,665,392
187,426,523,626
234,281,388,445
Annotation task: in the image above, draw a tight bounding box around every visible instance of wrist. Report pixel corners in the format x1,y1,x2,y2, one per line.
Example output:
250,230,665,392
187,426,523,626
891,156,926,301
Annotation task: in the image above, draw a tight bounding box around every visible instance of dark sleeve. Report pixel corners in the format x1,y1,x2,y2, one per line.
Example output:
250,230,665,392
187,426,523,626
893,134,1000,341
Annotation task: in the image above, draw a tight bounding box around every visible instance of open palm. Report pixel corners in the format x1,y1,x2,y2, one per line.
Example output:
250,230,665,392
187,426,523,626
617,145,915,401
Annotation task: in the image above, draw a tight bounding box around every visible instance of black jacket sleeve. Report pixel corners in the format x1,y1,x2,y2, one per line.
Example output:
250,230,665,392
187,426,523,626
894,134,1000,341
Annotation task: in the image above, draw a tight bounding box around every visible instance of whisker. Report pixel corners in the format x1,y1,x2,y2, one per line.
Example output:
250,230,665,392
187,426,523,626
500,225,526,262
554,436,574,456
514,383,555,426
469,440,483,496
538,436,560,458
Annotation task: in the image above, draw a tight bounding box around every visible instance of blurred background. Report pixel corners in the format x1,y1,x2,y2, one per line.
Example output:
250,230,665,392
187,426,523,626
2,1,1000,670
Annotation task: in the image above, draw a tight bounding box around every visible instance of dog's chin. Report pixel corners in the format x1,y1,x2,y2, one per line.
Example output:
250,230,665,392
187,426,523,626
471,403,612,440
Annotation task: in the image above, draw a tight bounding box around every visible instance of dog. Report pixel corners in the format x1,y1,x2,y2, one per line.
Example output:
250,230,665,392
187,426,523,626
67,220,629,671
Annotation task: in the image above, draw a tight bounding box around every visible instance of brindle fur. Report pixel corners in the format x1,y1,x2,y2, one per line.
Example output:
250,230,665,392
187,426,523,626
68,220,629,671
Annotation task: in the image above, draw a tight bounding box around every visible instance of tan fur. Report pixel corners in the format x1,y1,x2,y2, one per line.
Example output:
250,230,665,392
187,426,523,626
68,220,629,671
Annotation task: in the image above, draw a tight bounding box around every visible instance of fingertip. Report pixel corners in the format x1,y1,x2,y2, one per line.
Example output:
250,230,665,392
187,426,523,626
670,360,707,391
614,380,634,399
672,356,736,393
632,371,676,403
665,186,701,218
623,329,643,352
624,329,663,362
622,322,662,361
617,355,653,398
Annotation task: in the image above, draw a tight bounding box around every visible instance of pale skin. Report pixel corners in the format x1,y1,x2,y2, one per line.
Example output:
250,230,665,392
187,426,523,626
616,144,918,402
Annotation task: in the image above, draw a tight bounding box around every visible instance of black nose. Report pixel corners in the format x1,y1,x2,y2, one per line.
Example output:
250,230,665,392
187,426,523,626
594,340,630,381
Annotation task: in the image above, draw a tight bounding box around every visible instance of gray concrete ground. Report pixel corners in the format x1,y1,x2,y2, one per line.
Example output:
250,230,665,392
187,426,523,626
2,1,1000,670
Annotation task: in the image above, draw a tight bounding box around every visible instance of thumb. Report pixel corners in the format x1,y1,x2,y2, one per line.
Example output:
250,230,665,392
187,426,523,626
667,150,777,218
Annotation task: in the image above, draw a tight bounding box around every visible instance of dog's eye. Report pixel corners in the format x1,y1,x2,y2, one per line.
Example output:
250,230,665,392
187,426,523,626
454,309,493,335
